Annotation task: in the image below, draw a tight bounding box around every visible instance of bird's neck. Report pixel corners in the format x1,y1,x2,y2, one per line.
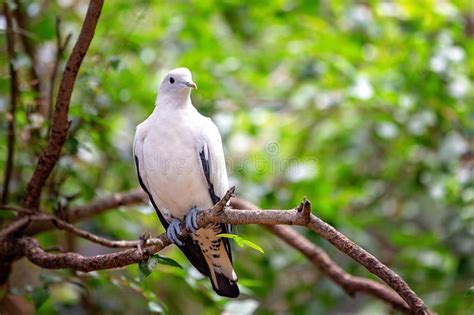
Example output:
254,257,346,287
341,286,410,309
153,92,194,117
155,91,191,110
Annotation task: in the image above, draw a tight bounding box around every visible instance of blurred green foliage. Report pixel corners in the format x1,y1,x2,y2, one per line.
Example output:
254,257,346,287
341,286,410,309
0,0,473,314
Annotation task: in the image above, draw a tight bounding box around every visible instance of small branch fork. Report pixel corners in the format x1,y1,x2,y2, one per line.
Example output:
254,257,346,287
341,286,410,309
1,187,430,315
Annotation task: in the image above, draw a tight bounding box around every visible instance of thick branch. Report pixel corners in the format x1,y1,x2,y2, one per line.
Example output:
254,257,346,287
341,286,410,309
21,0,104,209
1,3,18,205
49,17,72,127
0,216,31,239
230,198,412,314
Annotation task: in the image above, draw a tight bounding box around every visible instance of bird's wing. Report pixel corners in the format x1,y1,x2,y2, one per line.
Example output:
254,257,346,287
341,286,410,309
195,118,239,297
133,124,211,277
197,119,233,261
133,125,168,229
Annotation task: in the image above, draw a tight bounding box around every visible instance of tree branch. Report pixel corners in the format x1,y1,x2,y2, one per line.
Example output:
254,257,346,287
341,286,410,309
230,197,412,314
1,2,18,205
13,188,235,272
48,17,72,129
20,236,167,272
194,203,428,314
0,216,31,239
28,213,163,249
67,189,148,222
4,189,429,314
21,0,104,210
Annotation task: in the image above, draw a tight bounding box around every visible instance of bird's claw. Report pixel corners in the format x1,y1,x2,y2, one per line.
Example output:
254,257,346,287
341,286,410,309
167,219,184,246
185,206,200,233
140,231,151,243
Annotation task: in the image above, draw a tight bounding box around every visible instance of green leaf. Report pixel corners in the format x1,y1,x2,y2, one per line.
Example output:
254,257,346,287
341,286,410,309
138,255,182,281
138,258,154,280
238,278,263,288
466,286,474,297
30,286,49,309
217,233,244,247
109,56,121,70
242,239,265,253
65,137,79,155
153,255,183,269
217,234,264,253
216,233,239,239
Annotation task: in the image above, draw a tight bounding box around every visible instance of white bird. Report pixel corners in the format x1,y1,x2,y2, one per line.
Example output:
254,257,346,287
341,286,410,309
133,67,239,297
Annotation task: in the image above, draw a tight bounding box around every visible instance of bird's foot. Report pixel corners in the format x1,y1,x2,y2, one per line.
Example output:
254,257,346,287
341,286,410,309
185,206,201,233
167,219,184,246
140,231,151,243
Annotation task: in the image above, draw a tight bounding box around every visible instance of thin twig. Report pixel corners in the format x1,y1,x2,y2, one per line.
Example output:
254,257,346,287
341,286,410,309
0,205,35,214
0,212,162,249
212,185,235,212
21,0,104,210
25,189,148,235
42,213,163,248
0,216,31,239
1,3,18,205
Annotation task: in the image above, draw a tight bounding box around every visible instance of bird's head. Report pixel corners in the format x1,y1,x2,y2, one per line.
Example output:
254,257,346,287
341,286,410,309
159,67,197,97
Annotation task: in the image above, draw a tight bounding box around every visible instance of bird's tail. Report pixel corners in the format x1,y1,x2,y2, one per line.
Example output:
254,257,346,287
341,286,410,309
193,227,239,298
206,239,239,298
211,270,239,298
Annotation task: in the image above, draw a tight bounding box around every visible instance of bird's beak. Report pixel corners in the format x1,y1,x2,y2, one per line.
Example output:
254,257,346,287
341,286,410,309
183,81,197,89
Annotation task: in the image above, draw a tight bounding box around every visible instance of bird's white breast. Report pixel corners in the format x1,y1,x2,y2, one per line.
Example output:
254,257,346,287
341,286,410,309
142,108,211,220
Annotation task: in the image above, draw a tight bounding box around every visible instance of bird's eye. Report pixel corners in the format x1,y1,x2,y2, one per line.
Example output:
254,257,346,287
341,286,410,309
169,77,175,84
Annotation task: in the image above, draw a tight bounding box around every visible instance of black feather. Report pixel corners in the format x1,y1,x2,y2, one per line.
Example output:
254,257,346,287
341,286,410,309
199,149,219,204
135,156,168,228
212,272,240,298
198,148,234,262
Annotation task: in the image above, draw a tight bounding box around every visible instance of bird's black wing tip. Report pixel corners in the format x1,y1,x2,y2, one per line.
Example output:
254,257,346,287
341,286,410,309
212,272,240,298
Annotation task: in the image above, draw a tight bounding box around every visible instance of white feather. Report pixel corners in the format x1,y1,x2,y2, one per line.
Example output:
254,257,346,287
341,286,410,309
133,68,237,289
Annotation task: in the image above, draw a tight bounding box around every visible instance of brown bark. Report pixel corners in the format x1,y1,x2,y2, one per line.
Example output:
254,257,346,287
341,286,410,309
21,0,104,210
231,198,412,314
